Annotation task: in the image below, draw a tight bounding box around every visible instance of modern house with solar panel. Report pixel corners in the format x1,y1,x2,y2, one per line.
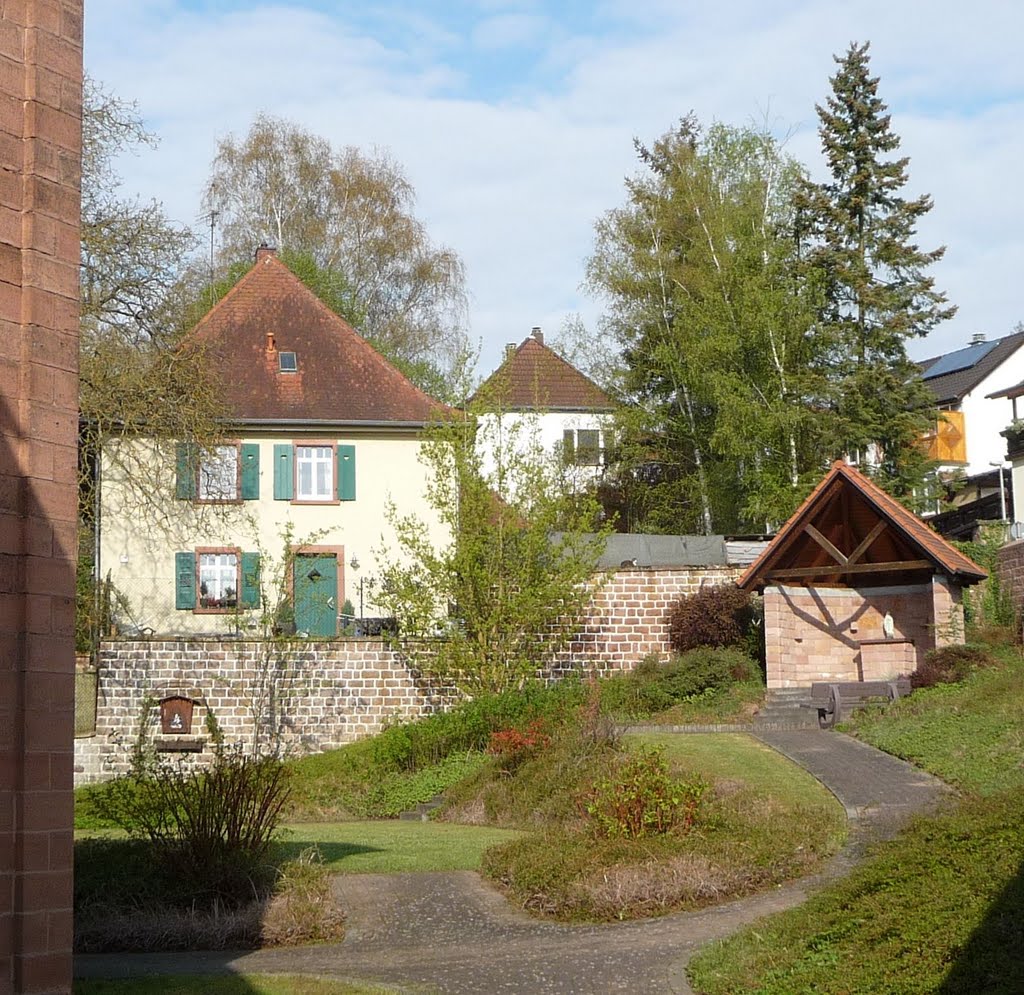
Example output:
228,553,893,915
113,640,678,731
917,331,1024,535
919,331,1024,473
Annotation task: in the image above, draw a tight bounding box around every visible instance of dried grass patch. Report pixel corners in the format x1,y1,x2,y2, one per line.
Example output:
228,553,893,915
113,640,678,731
74,845,345,953
573,853,741,918
440,795,488,825
75,901,265,952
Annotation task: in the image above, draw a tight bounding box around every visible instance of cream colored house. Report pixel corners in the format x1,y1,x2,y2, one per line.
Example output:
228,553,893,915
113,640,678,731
98,247,450,637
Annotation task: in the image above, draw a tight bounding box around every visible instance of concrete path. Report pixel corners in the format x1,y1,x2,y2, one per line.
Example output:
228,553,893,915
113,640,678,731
74,731,952,994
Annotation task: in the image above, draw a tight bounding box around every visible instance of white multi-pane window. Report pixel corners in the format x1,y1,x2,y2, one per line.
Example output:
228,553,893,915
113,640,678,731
198,551,238,608
296,445,334,501
198,445,239,500
562,429,602,466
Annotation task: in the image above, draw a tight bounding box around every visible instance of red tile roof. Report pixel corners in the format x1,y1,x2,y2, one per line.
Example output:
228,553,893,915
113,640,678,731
471,332,615,412
184,251,450,424
739,461,987,590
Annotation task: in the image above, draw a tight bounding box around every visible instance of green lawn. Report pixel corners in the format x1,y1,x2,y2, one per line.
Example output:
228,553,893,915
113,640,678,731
688,647,1024,995
837,652,1024,794
276,820,521,874
75,976,404,995
627,731,838,809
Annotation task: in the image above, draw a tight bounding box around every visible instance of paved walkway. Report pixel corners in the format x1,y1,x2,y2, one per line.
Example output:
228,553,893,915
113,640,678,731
74,731,952,994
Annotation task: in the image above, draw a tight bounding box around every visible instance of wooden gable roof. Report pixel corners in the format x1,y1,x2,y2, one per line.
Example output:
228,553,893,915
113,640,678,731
738,461,987,591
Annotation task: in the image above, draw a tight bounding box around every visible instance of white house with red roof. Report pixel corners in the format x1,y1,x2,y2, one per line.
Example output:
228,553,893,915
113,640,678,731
98,248,451,637
470,327,616,490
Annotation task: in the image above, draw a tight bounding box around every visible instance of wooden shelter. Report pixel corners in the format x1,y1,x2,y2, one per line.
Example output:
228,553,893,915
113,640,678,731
739,461,987,688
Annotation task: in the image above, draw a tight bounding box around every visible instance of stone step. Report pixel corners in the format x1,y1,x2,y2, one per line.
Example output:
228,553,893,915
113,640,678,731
397,794,445,822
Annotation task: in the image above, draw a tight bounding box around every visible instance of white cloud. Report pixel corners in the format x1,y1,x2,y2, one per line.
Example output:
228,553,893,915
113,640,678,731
85,0,1024,375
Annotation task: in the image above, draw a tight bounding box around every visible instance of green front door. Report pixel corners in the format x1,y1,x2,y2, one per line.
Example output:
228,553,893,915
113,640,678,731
294,554,338,637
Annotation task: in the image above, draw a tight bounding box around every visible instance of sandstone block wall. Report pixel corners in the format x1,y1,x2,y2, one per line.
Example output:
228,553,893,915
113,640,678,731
552,566,743,675
996,539,1024,617
763,581,952,688
0,4,82,992
74,639,444,783
76,566,744,782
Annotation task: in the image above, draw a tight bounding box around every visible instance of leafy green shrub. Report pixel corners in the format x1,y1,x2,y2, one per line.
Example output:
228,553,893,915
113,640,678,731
371,679,585,773
911,644,994,689
581,747,708,839
362,751,489,817
91,749,290,908
599,648,761,719
668,584,754,652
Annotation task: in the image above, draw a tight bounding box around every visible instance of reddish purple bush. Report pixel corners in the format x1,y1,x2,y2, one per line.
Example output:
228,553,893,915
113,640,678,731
667,584,754,653
911,645,994,689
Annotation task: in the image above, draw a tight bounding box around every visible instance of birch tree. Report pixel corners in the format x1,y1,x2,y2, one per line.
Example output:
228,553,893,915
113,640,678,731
588,118,824,533
203,115,470,385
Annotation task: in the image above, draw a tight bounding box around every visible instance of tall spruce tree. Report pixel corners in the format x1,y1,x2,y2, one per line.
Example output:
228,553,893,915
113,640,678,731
799,41,955,498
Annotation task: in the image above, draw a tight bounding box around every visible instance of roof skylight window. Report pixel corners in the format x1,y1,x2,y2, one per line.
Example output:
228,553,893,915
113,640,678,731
279,351,297,373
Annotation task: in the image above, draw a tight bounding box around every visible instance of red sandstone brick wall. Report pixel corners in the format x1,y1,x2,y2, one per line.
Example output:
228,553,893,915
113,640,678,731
996,539,1024,615
763,580,959,688
0,3,82,992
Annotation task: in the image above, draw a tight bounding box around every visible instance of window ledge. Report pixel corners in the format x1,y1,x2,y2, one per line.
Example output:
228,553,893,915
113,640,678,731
154,736,206,753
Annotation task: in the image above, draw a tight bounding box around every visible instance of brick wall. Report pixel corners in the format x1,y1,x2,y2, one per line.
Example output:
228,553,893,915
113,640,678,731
0,3,82,993
996,538,1024,614
763,581,957,688
76,566,743,782
552,566,743,675
75,640,448,783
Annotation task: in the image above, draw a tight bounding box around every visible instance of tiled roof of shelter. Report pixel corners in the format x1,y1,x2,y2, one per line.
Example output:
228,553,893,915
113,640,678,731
184,248,450,425
738,461,986,591
918,331,1024,406
471,329,615,412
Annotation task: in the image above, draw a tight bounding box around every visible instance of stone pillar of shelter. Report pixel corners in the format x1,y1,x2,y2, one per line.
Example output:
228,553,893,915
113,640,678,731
0,2,83,993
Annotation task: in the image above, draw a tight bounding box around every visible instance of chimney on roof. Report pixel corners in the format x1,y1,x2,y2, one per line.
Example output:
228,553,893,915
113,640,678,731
531,326,544,345
970,332,987,345
504,342,516,360
265,332,276,353
255,242,277,263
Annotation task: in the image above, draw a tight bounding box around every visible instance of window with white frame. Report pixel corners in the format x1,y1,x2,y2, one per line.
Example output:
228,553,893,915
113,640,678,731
296,445,334,501
198,445,240,501
562,429,602,466
198,551,238,609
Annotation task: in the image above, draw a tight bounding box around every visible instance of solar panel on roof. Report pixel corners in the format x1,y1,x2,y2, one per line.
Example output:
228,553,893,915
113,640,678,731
922,340,997,380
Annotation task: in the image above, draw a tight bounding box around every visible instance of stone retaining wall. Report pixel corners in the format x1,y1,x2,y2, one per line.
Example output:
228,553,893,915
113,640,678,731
75,565,744,784
553,566,744,674
997,538,1024,615
74,639,442,783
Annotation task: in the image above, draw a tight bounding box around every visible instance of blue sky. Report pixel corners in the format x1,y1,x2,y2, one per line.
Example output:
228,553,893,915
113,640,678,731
85,0,1024,377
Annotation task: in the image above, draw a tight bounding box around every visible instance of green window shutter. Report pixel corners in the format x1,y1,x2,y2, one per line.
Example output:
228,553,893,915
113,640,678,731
337,444,356,501
240,552,261,608
240,444,260,499
175,442,196,500
175,552,196,610
273,444,293,499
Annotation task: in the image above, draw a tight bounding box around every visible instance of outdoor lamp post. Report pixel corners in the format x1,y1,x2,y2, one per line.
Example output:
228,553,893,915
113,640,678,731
990,462,1009,521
